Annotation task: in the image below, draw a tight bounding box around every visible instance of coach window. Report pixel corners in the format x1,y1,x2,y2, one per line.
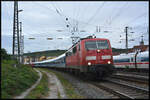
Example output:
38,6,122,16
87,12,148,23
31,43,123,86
141,57,149,62
114,58,130,63
136,57,141,62
131,57,133,62
122,58,130,62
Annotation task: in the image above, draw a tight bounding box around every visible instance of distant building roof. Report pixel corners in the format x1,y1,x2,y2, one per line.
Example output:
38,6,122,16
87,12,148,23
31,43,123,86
129,45,149,52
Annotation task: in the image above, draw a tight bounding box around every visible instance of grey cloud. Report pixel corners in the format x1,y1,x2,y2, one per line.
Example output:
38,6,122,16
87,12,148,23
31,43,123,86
2,1,149,54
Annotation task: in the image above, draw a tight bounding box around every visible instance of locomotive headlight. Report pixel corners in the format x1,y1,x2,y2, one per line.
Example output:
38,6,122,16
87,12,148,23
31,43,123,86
107,61,111,64
88,62,91,66
97,49,100,53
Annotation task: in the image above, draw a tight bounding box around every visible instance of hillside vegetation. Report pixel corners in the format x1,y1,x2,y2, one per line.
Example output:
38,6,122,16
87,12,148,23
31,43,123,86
24,50,67,57
24,48,129,57
1,60,39,99
1,48,39,99
112,47,128,53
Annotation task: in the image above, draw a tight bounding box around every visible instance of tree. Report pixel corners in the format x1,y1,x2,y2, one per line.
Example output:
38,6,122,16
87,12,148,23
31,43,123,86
1,48,11,60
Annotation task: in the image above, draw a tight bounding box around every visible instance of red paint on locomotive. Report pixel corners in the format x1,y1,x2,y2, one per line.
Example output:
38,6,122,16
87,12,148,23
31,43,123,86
66,38,114,73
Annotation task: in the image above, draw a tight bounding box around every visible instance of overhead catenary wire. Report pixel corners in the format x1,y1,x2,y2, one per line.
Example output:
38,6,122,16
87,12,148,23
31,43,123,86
50,2,74,33
109,2,129,25
32,2,72,37
81,2,106,29
51,3,72,28
102,2,118,26
55,3,76,32
51,2,84,43
77,2,90,29
35,3,71,33
27,2,148,42
35,2,125,31
122,12,148,27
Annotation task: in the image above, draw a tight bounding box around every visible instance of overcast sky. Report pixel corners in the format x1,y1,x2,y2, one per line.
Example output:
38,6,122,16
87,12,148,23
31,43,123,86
2,1,149,54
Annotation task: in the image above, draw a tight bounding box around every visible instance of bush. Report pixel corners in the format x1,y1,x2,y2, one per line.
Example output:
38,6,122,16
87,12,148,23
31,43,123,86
1,60,39,99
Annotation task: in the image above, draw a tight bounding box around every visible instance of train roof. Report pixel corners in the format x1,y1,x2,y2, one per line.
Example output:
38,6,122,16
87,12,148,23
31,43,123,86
80,35,108,41
33,53,65,64
137,51,149,57
113,51,149,59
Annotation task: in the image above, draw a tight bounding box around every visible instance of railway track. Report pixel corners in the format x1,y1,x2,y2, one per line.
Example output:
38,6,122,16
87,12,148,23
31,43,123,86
116,69,149,76
89,73,149,99
63,69,149,99
90,79,149,99
50,68,149,99
111,74,149,85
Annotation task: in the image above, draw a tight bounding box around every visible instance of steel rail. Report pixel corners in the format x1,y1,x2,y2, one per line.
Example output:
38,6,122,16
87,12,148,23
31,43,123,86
91,82,135,99
111,74,149,84
105,78,149,93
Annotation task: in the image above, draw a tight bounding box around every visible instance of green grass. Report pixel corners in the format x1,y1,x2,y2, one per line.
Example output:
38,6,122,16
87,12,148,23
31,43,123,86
26,69,49,99
1,60,39,99
41,68,85,99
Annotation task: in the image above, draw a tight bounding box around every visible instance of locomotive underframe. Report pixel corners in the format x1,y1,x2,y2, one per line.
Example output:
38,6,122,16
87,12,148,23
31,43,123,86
87,64,115,77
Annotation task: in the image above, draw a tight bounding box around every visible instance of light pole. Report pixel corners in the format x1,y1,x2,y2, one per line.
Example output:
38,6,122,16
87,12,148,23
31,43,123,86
125,26,129,53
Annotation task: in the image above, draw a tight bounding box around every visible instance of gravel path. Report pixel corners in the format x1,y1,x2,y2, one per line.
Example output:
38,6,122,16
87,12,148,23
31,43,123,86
14,68,42,99
49,69,114,99
14,68,115,99
41,70,67,99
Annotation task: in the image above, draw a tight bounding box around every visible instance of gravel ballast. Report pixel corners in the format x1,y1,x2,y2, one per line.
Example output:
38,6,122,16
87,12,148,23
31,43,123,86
47,68,114,99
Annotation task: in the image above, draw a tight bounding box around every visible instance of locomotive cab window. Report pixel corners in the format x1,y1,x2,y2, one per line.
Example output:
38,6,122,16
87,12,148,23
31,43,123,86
73,46,77,54
85,40,109,50
66,49,72,56
78,44,80,51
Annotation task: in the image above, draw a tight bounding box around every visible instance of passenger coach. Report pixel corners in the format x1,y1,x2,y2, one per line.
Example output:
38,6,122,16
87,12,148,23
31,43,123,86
113,51,149,69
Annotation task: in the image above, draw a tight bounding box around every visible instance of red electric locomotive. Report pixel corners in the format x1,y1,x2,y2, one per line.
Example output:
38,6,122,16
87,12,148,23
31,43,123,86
65,36,115,78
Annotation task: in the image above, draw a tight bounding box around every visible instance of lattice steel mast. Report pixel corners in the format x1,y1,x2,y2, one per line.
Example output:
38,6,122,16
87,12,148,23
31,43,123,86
19,22,24,63
12,1,20,61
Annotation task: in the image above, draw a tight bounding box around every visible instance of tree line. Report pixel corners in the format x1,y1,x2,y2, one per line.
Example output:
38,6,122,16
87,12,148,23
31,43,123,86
1,48,12,60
